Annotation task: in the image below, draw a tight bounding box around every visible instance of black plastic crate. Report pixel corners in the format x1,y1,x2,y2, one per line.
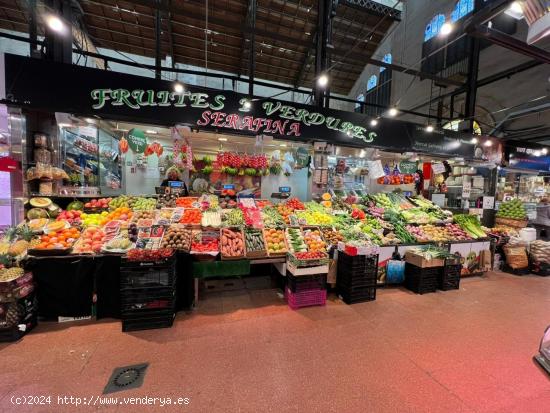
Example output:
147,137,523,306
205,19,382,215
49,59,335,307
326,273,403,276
439,265,461,291
338,253,379,273
121,264,176,288
286,273,327,293
122,313,175,332
121,256,176,269
339,286,376,304
121,300,175,314
120,287,175,304
531,262,550,276
502,264,531,276
405,263,441,294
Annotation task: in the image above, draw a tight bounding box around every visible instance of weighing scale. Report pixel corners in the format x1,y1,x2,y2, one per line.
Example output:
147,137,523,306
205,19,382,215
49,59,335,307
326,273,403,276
534,325,550,375
271,186,291,200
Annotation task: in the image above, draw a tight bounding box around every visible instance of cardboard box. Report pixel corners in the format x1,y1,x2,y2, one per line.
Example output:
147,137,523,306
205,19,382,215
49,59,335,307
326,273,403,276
405,251,444,268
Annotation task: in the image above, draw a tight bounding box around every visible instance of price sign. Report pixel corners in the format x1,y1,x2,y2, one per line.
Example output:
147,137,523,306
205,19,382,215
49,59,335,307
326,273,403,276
462,180,471,199
127,128,148,153
482,196,495,210
399,161,417,174
432,162,446,174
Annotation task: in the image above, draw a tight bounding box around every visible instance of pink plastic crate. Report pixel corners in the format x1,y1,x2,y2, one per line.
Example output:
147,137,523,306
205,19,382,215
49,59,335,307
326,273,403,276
285,287,327,310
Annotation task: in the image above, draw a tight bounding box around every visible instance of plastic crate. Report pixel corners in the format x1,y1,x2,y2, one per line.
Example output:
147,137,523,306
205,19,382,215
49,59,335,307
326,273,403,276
120,287,175,304
439,264,461,291
285,287,326,310
120,266,176,289
531,262,550,276
122,313,175,332
405,263,441,294
338,253,379,273
502,264,531,276
338,286,376,304
286,272,327,293
121,300,175,314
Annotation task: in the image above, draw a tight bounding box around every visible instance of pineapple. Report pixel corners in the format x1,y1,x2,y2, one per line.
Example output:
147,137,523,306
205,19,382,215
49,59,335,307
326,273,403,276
17,225,35,242
3,226,18,243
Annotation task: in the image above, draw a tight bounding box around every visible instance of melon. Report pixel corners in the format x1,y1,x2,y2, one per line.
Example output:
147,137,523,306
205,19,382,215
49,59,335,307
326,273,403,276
27,208,49,220
29,197,52,208
47,203,61,218
67,200,84,211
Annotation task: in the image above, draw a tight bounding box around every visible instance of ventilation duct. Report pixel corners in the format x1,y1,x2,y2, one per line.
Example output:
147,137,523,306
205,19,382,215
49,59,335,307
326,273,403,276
522,0,550,44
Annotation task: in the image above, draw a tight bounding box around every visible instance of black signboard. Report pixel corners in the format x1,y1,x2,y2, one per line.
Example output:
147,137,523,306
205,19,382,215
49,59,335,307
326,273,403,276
2,53,477,158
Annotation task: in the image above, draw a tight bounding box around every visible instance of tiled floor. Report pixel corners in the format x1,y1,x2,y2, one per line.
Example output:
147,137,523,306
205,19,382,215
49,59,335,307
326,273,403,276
2,271,550,412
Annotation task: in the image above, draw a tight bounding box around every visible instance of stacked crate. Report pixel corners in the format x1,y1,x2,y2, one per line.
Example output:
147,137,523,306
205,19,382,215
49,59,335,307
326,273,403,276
0,269,37,342
439,256,462,291
285,272,327,310
120,257,176,332
404,264,441,294
336,253,378,304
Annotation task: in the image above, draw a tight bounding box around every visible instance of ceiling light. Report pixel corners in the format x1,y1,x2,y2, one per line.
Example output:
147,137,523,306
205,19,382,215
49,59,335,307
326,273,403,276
46,15,65,33
346,130,352,137
440,22,453,36
243,100,252,110
317,74,329,88
218,137,227,142
280,143,287,147
425,125,434,133
174,82,184,93
471,137,478,144
387,107,398,117
146,130,158,134
505,1,524,19
542,148,548,155
483,140,493,147
534,150,542,157
370,119,378,127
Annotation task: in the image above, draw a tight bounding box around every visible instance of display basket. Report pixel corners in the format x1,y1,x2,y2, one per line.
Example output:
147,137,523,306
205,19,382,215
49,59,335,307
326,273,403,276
220,227,246,261
263,228,288,257
287,252,329,268
495,217,529,228
244,229,268,258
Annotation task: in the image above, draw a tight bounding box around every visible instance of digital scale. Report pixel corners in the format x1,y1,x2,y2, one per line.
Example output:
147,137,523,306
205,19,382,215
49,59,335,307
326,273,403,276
271,186,291,200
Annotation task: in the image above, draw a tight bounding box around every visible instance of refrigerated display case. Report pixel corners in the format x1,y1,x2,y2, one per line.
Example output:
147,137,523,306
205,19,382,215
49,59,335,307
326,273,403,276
58,122,123,197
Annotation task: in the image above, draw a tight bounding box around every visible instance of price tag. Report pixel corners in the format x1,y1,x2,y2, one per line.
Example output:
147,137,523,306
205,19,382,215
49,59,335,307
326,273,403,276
462,180,471,199
482,196,495,210
432,162,446,174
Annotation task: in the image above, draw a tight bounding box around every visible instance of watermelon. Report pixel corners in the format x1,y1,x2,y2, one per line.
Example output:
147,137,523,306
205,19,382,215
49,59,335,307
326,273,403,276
47,203,61,218
67,200,84,211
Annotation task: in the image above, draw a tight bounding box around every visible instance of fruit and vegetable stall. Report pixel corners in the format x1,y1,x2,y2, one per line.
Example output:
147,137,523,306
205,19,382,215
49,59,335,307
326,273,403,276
1,190,518,336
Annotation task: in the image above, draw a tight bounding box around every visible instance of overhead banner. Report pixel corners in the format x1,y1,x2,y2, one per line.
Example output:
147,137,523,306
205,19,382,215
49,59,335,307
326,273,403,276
3,53,478,157
506,144,550,172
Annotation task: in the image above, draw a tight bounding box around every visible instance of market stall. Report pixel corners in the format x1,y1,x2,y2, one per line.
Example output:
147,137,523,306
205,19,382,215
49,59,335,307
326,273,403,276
0,53,523,339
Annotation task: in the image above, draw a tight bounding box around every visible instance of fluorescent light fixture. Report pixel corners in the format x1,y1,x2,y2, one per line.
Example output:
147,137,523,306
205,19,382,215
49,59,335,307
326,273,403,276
146,130,158,134
218,137,228,142
370,119,378,127
425,125,434,133
243,100,252,110
440,22,453,36
483,140,493,147
317,74,329,88
471,137,478,144
387,107,398,117
58,123,72,128
116,128,129,132
174,82,184,93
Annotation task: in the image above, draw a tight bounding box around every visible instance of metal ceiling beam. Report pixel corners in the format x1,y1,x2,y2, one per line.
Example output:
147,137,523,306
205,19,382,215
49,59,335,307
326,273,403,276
154,0,161,79
341,0,401,20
